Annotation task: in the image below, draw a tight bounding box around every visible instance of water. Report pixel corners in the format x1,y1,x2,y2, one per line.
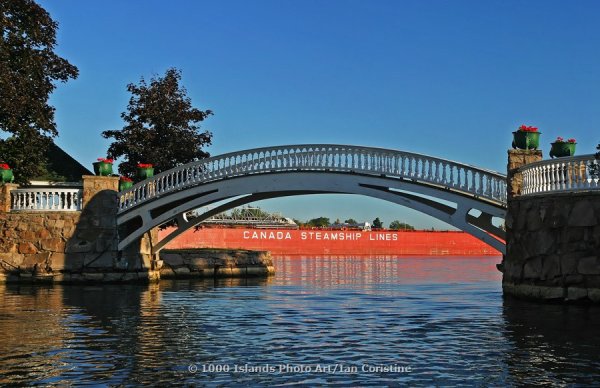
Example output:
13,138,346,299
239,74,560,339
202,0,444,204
1,256,600,386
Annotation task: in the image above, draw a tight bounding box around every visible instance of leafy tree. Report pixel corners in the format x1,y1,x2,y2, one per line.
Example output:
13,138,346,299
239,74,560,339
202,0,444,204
231,207,271,219
307,217,330,227
372,217,384,229
102,68,213,177
344,218,358,225
0,0,78,184
389,220,415,230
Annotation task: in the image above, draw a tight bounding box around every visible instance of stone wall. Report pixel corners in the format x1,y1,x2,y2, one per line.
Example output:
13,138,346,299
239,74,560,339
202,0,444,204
0,176,159,283
160,249,275,278
502,149,600,302
503,192,600,302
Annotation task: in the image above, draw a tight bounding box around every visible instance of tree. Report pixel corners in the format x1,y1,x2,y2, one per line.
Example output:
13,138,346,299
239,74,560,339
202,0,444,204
372,217,384,229
344,218,357,225
0,0,79,184
231,207,270,219
102,68,213,177
389,220,415,230
307,217,330,227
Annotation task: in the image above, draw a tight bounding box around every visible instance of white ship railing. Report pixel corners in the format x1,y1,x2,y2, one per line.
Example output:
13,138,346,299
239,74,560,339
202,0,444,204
11,188,83,211
199,206,294,226
118,144,508,213
520,154,600,195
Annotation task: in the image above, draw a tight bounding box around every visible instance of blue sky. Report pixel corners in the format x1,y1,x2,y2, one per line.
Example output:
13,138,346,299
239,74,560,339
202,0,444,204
38,0,600,228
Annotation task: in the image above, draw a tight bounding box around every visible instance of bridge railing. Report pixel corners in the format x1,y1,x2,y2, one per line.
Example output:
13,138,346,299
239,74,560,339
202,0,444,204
118,144,507,213
520,154,600,195
11,188,83,211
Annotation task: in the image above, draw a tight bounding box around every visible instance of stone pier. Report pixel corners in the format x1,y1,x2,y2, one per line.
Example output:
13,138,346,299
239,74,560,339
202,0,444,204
159,249,275,278
502,149,600,302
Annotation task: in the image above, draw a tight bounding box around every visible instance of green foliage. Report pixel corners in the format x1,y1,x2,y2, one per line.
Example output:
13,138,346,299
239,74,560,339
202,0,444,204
292,218,305,227
372,217,384,229
588,142,600,178
0,0,78,184
389,220,415,230
231,207,270,219
307,217,330,227
102,68,213,177
344,218,358,225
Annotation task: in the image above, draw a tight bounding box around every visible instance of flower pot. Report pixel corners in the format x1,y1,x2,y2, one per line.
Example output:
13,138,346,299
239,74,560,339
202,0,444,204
93,161,113,176
119,180,133,191
549,142,576,158
0,168,14,183
512,131,541,150
137,167,154,181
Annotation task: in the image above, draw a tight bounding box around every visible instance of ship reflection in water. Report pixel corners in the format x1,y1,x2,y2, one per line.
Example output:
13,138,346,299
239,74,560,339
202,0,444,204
1,256,599,386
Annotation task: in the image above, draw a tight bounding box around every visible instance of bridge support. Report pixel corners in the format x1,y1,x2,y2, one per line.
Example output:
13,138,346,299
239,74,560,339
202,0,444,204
502,149,600,303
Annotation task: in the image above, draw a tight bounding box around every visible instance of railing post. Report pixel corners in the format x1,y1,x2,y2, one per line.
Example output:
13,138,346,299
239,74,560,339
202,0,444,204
507,149,543,198
0,183,18,212
82,175,119,207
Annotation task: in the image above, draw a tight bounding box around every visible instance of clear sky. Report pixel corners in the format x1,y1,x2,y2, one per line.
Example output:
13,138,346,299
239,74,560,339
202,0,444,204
37,0,600,228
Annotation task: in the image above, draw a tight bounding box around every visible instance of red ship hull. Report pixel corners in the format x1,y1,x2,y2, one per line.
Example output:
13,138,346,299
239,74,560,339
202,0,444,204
159,227,501,256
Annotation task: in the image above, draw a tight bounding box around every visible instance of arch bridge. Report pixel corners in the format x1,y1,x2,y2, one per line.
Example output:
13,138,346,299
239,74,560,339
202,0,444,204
116,144,507,254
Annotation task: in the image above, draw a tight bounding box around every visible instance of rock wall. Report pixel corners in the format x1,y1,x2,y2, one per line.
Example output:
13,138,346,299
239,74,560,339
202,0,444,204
0,176,159,283
503,192,600,302
160,249,275,278
503,150,600,303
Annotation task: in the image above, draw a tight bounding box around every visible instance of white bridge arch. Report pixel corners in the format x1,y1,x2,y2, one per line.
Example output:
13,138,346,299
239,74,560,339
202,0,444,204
117,144,507,253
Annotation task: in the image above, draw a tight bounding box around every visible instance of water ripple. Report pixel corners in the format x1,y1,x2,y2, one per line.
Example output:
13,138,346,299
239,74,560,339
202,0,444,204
1,257,599,386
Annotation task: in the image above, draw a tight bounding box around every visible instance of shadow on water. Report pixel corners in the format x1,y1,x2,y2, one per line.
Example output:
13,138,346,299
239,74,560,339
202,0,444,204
0,281,245,386
502,297,600,385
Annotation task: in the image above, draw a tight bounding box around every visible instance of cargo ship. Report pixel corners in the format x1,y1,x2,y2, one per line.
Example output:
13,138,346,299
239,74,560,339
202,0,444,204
159,208,501,256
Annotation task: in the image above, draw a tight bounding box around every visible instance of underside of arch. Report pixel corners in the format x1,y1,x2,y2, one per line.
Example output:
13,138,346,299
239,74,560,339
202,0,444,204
117,172,506,254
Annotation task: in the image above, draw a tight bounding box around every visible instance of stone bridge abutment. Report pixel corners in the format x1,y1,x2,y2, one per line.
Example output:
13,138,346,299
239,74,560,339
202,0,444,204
0,176,160,283
502,150,600,303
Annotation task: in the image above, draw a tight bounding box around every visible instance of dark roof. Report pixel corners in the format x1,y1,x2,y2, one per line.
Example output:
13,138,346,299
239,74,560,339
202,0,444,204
32,142,93,182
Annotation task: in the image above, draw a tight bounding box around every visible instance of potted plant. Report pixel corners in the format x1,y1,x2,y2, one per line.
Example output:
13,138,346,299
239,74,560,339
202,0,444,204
549,137,577,158
119,176,133,191
0,163,14,183
137,163,154,180
512,125,541,150
93,158,114,176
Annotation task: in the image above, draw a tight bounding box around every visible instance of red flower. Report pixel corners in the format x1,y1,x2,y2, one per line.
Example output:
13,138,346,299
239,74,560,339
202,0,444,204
138,163,153,168
0,163,10,170
568,138,576,143
518,125,538,132
555,136,564,142
120,176,133,182
97,157,114,164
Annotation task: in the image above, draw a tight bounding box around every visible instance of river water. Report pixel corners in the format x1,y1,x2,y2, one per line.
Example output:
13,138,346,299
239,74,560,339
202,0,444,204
1,256,600,386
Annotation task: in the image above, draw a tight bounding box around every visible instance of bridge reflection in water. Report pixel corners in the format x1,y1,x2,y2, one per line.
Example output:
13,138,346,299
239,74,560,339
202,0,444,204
1,257,599,386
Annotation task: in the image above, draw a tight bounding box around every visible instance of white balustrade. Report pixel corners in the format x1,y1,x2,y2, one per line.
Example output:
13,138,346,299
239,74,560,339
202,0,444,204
11,188,82,211
521,154,600,195
118,144,508,213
